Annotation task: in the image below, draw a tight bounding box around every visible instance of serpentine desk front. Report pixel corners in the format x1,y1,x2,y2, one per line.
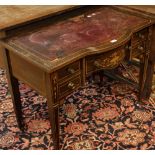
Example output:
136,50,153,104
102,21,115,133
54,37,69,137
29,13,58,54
1,6,154,149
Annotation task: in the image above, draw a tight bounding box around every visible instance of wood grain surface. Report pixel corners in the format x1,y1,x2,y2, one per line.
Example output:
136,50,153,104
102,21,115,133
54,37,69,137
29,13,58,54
126,6,155,15
0,5,77,30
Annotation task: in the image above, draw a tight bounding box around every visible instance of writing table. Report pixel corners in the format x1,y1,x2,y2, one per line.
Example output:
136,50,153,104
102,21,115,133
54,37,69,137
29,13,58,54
1,6,154,149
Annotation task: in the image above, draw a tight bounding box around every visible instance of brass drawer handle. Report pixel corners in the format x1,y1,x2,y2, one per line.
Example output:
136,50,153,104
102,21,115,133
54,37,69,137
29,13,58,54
138,46,144,51
125,45,131,50
94,60,102,68
68,82,75,89
67,68,75,74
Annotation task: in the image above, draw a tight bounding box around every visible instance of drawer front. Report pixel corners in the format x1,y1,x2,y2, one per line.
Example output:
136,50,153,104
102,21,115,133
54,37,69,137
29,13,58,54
86,46,125,74
58,76,81,99
57,61,80,81
132,28,148,45
132,41,146,58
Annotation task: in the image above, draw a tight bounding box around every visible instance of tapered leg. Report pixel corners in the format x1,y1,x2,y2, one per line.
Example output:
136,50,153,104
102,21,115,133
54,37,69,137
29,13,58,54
2,49,23,130
142,25,155,100
143,60,154,99
46,102,60,150
50,107,60,150
45,73,60,150
139,53,149,101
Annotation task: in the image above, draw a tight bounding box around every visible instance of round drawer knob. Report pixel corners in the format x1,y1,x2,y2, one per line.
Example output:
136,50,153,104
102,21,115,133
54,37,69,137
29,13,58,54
138,34,145,39
94,61,102,68
125,45,131,50
138,46,144,51
67,68,75,74
68,82,75,89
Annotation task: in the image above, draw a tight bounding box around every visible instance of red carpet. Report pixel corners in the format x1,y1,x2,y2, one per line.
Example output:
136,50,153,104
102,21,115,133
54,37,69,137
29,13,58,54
0,64,155,150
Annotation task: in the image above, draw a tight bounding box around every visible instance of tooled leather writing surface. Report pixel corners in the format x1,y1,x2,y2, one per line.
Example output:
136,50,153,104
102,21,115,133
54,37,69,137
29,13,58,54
8,7,150,61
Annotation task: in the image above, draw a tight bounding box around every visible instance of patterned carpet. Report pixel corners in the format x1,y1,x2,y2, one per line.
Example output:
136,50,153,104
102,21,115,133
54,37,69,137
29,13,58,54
0,64,155,150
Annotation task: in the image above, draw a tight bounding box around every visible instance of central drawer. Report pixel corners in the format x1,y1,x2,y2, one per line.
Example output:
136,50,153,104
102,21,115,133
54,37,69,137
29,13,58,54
86,46,126,74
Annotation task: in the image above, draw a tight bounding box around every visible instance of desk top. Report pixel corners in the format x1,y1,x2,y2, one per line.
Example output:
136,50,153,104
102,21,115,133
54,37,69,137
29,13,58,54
0,5,77,30
2,6,153,72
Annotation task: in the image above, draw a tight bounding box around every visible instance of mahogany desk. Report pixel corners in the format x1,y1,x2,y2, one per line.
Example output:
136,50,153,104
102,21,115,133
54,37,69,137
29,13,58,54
0,5,78,68
115,6,155,99
1,6,154,149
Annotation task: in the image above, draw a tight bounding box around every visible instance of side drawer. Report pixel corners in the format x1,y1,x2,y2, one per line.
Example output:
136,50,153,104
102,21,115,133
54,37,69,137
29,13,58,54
131,41,146,58
57,60,80,81
57,75,81,99
132,28,148,45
